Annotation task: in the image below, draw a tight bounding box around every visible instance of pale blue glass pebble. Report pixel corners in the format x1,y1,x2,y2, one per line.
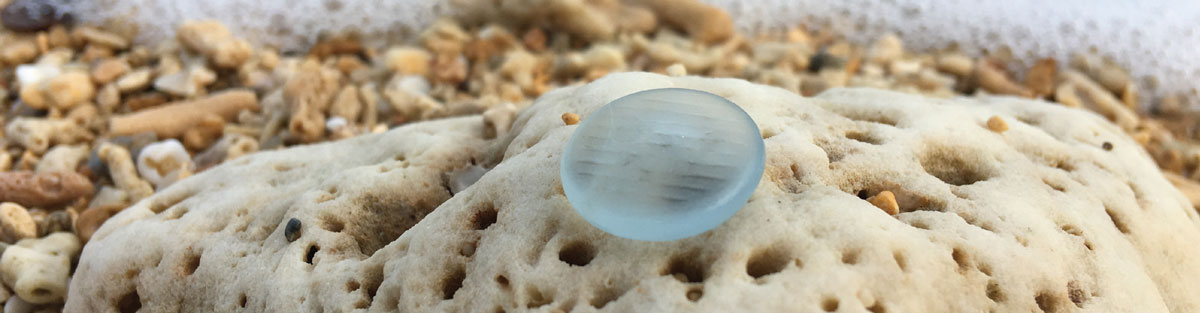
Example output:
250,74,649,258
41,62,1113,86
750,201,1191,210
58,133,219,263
561,88,765,241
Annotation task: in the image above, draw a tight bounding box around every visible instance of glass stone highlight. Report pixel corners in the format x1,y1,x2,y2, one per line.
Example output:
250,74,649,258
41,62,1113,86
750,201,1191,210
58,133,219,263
560,88,765,241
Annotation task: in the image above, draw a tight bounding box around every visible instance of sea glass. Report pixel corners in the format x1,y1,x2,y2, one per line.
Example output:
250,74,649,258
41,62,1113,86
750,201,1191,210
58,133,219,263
560,88,765,241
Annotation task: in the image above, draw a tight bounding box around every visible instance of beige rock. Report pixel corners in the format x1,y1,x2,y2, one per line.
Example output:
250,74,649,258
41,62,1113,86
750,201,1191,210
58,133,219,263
0,39,38,65
329,85,362,122
96,83,120,112
35,144,89,173
936,52,974,77
154,65,217,98
76,27,129,49
665,63,687,77
0,233,81,304
109,90,259,138
383,47,431,76
645,0,733,43
867,34,903,65
383,75,441,122
177,20,254,68
20,72,96,110
284,61,342,143
986,115,1009,133
115,68,153,93
0,152,11,172
66,73,1200,312
481,102,516,139
1060,70,1139,132
98,143,154,203
5,117,93,154
91,58,131,84
0,203,36,243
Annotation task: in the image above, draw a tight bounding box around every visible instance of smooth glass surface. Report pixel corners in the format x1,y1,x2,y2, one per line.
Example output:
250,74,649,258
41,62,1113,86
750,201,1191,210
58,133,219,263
561,88,765,241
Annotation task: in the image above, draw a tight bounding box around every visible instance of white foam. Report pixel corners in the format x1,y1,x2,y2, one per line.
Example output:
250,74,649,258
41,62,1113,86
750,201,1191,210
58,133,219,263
706,0,1200,106
56,0,450,53
59,0,1200,105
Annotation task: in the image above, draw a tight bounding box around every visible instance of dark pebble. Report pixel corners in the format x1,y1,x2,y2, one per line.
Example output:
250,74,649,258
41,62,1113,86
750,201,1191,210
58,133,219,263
284,218,302,242
1,0,58,32
1102,142,1113,151
86,148,109,180
808,50,845,73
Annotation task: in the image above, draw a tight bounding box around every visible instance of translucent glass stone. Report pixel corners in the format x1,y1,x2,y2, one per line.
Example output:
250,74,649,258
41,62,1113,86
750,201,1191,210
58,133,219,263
561,88,765,241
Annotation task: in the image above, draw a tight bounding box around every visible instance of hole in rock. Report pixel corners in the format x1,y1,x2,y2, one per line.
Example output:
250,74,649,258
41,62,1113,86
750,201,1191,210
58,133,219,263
893,251,907,271
868,303,887,313
1044,178,1066,192
979,263,993,276
496,275,510,288
746,245,791,279
320,214,344,233
363,263,384,302
591,286,622,308
906,220,930,230
239,293,247,308
183,252,202,276
1105,207,1130,234
305,245,319,264
117,290,141,313
686,286,704,302
461,240,478,258
663,250,707,283
443,266,466,300
1067,281,1087,308
987,281,1005,302
164,206,189,220
473,204,499,230
526,286,553,308
348,193,433,256
951,247,969,271
846,130,883,145
843,110,898,126
347,280,360,292
1036,292,1061,313
919,145,992,186
822,296,840,312
841,249,860,265
558,241,596,266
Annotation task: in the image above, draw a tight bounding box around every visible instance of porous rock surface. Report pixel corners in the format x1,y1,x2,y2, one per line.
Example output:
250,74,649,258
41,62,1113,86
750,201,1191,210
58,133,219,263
66,72,1200,312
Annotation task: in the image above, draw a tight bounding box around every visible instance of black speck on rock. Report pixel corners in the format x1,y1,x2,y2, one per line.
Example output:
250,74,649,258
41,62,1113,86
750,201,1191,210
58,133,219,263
1,0,60,32
285,218,302,242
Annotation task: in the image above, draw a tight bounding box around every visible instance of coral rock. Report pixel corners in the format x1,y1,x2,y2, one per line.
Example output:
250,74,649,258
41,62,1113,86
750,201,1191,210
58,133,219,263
67,73,1200,312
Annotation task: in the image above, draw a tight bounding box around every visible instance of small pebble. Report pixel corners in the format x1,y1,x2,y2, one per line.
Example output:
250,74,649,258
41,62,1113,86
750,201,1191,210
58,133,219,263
1102,142,1114,151
561,112,580,125
665,63,687,77
986,116,1009,133
284,218,302,242
867,191,899,215
808,50,844,73
0,202,37,243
